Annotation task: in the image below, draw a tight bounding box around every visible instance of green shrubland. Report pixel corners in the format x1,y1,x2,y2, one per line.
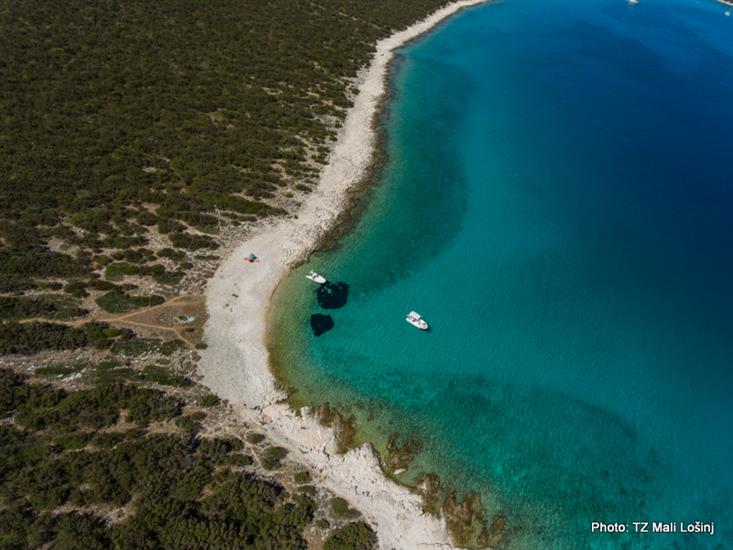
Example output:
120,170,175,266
324,521,378,550
0,0,446,293
0,369,321,549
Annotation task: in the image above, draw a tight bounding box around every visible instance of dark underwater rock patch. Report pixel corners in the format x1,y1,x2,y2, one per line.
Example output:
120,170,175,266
316,281,349,309
310,313,335,337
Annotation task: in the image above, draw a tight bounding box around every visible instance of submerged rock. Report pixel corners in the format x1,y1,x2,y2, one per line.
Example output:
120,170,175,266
443,490,493,548
316,281,349,309
385,433,422,472
310,313,334,336
416,473,443,516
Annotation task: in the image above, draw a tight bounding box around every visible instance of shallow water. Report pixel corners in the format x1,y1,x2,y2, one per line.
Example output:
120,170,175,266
269,0,733,547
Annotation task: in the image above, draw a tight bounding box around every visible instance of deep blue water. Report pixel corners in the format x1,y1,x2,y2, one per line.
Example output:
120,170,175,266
270,0,733,547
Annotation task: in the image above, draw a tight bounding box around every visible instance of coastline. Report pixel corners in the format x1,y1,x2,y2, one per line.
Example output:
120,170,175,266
198,1,488,548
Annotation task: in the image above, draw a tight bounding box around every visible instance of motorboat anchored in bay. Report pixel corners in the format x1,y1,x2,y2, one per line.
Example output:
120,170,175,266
306,271,327,284
406,311,429,330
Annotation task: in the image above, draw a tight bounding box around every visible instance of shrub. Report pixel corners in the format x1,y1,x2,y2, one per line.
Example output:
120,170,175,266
222,454,254,467
142,365,191,387
34,365,83,378
0,370,318,548
246,433,265,444
125,390,181,426
0,295,87,321
293,471,311,484
323,522,377,550
104,262,140,281
152,270,184,285
95,290,164,314
158,340,184,356
201,393,220,407
260,446,288,470
329,497,350,517
0,322,89,355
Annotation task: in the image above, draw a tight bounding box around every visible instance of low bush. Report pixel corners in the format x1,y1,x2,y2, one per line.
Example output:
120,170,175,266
95,290,164,314
294,471,311,484
323,521,377,550
260,446,288,470
330,497,350,517
246,432,265,444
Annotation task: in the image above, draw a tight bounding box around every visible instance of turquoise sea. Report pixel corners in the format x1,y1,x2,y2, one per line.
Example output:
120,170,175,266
269,0,733,547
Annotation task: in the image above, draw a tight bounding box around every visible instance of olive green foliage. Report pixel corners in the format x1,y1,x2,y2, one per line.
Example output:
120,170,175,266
142,365,191,387
261,446,288,470
330,497,350,517
94,290,165,314
246,432,265,444
34,365,84,378
300,485,317,496
89,360,193,388
0,2,445,545
0,321,132,355
0,249,89,294
201,393,221,407
175,414,202,435
323,521,378,550
0,295,87,321
0,369,316,548
7,378,181,432
222,454,254,468
0,0,447,291
94,366,136,384
330,496,361,519
104,262,183,286
158,340,185,356
109,337,172,357
294,470,311,484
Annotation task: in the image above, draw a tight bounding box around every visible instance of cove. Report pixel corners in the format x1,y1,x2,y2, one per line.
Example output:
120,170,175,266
269,0,733,547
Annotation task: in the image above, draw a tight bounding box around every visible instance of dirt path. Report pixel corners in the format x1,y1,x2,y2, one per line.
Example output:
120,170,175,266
97,295,199,324
101,317,197,350
16,295,204,350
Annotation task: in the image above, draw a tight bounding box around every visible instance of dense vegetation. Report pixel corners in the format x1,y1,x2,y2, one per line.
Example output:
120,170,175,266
0,321,131,355
0,295,87,321
0,0,447,296
1,1,453,546
95,290,164,314
324,522,378,550
0,368,371,549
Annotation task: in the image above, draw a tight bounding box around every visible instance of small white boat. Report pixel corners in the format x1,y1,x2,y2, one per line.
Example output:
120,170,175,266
406,311,429,330
628,0,639,4
306,271,327,284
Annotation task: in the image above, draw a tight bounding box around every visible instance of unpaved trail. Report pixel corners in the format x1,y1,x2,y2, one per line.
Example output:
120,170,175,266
15,295,204,349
